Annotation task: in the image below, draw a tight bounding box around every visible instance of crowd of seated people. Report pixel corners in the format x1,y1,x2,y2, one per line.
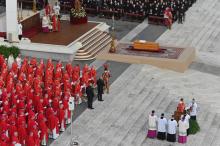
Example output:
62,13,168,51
0,0,5,6
0,54,97,146
147,0,194,23
59,0,195,22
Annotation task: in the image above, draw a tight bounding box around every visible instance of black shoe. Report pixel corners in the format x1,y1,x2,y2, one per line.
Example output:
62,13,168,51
100,100,104,101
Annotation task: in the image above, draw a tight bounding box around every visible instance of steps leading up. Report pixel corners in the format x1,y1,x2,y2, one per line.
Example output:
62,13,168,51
74,29,112,60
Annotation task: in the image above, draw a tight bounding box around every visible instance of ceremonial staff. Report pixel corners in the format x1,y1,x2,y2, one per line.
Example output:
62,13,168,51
109,14,116,53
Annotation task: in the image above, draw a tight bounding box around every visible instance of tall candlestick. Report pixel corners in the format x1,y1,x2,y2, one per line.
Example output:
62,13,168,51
17,2,20,21
20,2,23,20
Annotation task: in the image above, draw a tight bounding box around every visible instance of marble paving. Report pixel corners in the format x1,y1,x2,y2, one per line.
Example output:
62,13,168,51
51,64,220,146
50,0,220,144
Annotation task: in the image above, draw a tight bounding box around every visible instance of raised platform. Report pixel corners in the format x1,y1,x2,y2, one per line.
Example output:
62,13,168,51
97,42,195,72
0,20,110,62
31,20,97,45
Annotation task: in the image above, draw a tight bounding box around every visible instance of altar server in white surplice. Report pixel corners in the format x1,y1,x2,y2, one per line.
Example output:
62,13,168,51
147,110,157,138
167,115,177,142
178,115,188,144
157,113,167,140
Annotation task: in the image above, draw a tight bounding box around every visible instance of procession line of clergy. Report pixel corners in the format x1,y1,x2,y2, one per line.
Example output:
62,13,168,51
147,98,198,144
0,54,97,146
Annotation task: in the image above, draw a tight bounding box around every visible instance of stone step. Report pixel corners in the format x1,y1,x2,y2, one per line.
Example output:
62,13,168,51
76,33,110,55
74,37,111,60
78,28,99,43
79,31,104,49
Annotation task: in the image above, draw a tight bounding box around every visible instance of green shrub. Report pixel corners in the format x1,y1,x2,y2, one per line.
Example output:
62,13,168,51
0,45,20,59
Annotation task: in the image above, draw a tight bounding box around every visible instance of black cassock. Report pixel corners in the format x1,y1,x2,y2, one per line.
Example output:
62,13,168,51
86,85,94,108
97,78,105,101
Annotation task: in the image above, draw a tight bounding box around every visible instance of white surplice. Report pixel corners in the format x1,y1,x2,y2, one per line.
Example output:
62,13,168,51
148,114,157,130
157,117,167,132
178,120,188,136
167,119,177,134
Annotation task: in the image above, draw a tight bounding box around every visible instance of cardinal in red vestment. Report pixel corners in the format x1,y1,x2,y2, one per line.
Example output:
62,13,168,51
38,119,48,146
26,131,36,146
47,112,59,139
58,104,66,132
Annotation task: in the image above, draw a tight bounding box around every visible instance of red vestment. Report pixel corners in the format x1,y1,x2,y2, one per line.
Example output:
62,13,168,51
45,107,53,120
27,119,37,133
30,58,37,67
52,97,60,112
177,101,185,113
47,114,59,133
27,65,34,75
0,120,9,134
32,129,40,146
82,73,89,86
11,62,18,74
72,72,79,83
164,8,173,27
52,15,60,32
55,68,62,79
82,64,89,75
26,135,35,146
74,83,82,97
0,134,9,146
89,67,97,85
45,4,51,15
0,78,4,89
66,63,72,77
39,121,48,141
58,108,66,128
17,125,27,145
63,98,71,119
43,97,49,108
0,140,8,146
9,125,17,138
10,135,19,145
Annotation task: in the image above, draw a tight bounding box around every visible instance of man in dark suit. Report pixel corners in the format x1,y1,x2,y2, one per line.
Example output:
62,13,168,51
86,83,95,109
97,76,105,101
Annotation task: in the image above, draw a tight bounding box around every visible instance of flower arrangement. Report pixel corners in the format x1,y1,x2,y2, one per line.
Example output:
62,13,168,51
70,7,87,18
